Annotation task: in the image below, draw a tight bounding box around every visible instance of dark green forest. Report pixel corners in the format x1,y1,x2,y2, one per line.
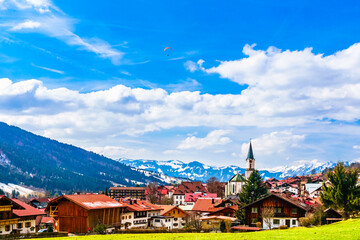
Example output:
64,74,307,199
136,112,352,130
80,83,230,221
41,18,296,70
0,122,161,193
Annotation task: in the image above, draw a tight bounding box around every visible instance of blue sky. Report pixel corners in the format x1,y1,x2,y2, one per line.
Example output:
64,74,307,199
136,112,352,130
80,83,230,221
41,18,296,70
1,0,360,168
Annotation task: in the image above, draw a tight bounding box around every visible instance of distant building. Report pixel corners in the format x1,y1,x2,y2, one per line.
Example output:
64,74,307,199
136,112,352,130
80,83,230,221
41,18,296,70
225,140,255,198
109,187,146,200
149,205,188,229
173,182,208,205
29,198,53,209
46,194,126,233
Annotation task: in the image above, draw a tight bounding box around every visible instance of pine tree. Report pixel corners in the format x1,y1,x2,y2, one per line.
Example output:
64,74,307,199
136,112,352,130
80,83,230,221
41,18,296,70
320,162,360,218
104,188,108,196
238,170,268,204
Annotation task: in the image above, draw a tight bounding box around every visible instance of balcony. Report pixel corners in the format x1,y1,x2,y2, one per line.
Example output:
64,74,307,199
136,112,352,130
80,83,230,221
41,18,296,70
0,218,19,226
0,205,12,212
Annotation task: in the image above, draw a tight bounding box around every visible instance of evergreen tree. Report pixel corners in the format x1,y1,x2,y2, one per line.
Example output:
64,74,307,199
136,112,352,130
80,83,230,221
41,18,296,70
238,170,268,204
104,188,108,196
320,162,360,218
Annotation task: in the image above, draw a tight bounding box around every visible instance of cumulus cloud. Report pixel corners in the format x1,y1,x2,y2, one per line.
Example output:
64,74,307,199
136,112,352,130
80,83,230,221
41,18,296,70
241,130,305,157
177,130,232,150
1,1,124,64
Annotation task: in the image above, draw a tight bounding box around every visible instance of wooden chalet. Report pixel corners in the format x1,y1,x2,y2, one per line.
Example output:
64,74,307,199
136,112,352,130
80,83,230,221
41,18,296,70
240,193,311,229
0,195,24,235
324,208,343,224
46,194,126,233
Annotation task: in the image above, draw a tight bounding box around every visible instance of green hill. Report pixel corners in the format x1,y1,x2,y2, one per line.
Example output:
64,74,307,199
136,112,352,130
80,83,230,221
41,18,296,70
44,219,360,240
0,122,161,193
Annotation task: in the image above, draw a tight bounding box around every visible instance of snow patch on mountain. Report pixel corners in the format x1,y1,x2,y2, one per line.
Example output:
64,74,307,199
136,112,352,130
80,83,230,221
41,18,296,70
119,158,347,182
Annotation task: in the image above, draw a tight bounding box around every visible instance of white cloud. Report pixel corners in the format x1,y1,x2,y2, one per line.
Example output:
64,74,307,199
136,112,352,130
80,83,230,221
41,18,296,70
32,64,64,74
11,20,41,30
2,1,124,64
353,145,360,150
241,130,305,157
177,130,231,150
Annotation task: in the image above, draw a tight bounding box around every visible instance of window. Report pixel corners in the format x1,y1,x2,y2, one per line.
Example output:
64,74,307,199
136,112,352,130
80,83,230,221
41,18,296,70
274,207,282,213
5,225,10,231
291,208,297,215
292,219,296,225
251,207,258,213
251,218,258,224
174,218,178,221
17,223,23,229
273,219,280,225
155,219,160,223
25,222,31,228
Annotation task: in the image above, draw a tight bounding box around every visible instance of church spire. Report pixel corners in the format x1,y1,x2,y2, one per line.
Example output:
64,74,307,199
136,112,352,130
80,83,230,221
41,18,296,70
247,140,254,160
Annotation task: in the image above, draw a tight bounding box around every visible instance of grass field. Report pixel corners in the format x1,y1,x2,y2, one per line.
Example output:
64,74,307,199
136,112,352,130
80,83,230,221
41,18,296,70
44,218,360,240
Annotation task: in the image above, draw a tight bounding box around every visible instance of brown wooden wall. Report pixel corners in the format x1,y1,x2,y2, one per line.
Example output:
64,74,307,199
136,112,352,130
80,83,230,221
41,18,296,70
56,200,123,233
244,195,306,226
57,200,88,233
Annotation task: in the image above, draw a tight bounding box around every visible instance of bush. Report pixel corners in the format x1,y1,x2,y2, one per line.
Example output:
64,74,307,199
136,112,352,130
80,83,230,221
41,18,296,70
256,222,262,228
279,225,288,229
299,217,312,227
93,223,107,234
47,226,53,232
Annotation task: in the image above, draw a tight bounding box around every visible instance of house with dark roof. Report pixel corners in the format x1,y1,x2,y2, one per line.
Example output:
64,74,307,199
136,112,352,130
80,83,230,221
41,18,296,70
11,198,45,234
240,193,311,229
29,197,53,209
46,194,126,233
173,182,208,205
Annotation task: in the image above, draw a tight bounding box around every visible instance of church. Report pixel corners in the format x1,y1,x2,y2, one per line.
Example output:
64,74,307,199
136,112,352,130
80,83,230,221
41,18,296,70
224,141,255,198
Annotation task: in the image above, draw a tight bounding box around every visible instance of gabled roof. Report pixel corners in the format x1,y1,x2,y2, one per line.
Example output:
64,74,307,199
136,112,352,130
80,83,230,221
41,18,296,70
305,183,322,194
46,194,124,211
240,193,311,211
173,182,208,195
200,216,237,221
120,199,163,212
192,198,222,212
0,195,25,209
12,199,45,217
29,197,53,203
229,174,246,182
158,205,188,216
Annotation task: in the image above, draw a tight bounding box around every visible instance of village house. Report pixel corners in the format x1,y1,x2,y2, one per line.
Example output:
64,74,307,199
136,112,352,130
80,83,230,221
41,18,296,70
200,216,237,230
149,205,188,229
184,193,217,205
173,182,208,205
46,194,126,233
11,198,45,234
109,187,147,200
240,193,311,229
0,195,24,235
119,199,163,229
192,198,222,216
29,197,53,209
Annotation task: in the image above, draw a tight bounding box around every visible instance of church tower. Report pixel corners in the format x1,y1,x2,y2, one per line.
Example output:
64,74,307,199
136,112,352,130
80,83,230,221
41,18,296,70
245,141,255,179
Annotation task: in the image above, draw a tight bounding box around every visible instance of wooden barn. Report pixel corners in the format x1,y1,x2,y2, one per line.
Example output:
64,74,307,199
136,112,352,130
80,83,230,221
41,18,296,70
241,193,311,229
46,194,125,233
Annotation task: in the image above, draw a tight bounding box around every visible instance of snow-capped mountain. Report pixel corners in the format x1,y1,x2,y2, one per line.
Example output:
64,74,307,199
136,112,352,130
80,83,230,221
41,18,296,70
119,158,348,182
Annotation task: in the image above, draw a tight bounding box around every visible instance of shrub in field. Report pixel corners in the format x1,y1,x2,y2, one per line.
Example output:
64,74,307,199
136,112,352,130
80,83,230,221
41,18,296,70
279,225,288,229
299,217,312,227
94,223,107,234
256,222,262,229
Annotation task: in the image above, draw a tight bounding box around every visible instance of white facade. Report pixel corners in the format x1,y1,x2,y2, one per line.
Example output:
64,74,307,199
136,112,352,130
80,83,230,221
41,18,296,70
0,219,37,235
262,217,299,230
121,212,134,229
225,181,246,197
173,195,185,205
150,217,174,229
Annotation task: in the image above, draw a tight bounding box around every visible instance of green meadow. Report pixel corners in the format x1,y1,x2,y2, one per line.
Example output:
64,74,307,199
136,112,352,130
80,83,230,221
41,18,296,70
43,218,360,240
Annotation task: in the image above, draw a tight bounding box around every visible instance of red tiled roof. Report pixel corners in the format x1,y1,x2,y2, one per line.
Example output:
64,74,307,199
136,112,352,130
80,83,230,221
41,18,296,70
12,199,45,217
184,193,217,202
119,199,163,212
47,194,125,210
0,196,24,209
41,216,55,224
30,197,53,203
192,198,222,212
200,216,237,221
231,226,260,231
158,205,188,216
173,182,208,195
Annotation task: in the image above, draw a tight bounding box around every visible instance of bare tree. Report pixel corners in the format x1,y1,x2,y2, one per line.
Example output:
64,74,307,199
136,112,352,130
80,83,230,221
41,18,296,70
207,177,225,198
146,181,160,204
262,207,275,230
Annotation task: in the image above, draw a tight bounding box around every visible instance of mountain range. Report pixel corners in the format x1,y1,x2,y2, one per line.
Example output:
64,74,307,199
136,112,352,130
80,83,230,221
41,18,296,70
119,158,346,182
0,122,167,194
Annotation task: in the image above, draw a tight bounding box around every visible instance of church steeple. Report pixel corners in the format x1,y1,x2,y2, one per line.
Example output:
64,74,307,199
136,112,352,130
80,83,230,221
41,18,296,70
245,140,255,179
